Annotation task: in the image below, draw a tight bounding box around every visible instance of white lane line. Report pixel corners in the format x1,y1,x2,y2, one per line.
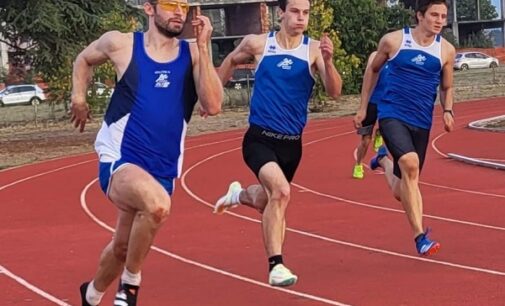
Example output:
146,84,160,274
351,130,505,198
180,137,505,276
0,265,71,305
0,160,99,305
182,165,505,276
179,122,349,151
80,179,351,306
292,183,505,231
448,153,505,170
0,114,500,305
0,160,96,192
468,115,505,131
181,159,505,276
0,106,501,306
0,152,96,173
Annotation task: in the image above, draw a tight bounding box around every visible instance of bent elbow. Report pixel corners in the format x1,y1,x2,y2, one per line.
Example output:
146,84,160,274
329,86,342,99
205,102,222,116
331,93,341,100
207,107,221,116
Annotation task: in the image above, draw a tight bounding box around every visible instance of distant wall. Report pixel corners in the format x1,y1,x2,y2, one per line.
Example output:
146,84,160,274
457,48,505,63
225,3,262,35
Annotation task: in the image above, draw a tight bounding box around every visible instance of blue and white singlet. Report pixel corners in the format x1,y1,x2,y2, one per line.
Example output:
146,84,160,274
369,64,390,104
249,32,315,135
379,27,443,129
95,32,197,179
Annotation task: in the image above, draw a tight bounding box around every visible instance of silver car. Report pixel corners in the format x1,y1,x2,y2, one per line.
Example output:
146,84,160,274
88,82,114,97
0,84,46,106
454,52,499,70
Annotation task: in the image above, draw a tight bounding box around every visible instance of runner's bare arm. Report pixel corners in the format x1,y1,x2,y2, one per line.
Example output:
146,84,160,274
71,31,124,102
354,32,396,129
191,15,223,115
440,40,456,112
365,33,395,96
217,34,263,85
440,40,456,132
314,34,342,98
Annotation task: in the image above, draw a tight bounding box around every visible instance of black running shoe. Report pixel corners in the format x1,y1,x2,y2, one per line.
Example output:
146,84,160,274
79,282,92,306
114,282,139,306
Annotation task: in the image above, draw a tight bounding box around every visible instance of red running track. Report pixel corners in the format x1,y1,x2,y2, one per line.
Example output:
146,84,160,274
1,98,505,306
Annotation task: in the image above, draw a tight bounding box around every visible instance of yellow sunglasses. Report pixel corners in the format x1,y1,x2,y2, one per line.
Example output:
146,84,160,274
156,0,190,14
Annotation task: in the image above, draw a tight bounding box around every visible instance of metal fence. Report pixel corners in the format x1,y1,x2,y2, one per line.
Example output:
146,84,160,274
1,66,504,128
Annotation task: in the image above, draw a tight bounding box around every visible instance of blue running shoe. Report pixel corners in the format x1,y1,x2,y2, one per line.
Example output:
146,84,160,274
415,229,440,256
370,146,388,170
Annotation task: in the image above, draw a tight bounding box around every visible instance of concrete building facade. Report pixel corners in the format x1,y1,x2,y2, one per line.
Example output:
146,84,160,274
127,0,279,65
0,36,8,72
128,0,505,55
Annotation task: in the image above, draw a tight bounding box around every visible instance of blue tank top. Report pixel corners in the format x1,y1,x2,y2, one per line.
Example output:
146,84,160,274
249,32,315,135
378,27,442,129
369,64,390,104
95,32,197,179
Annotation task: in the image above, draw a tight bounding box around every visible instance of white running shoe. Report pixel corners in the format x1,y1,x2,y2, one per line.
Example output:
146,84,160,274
214,181,242,214
268,264,298,287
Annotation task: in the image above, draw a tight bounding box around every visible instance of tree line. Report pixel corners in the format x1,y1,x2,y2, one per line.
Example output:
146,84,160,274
0,0,499,108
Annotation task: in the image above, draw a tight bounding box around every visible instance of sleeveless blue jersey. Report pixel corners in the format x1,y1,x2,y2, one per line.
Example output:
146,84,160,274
369,64,390,104
249,32,315,135
95,32,197,179
378,27,442,129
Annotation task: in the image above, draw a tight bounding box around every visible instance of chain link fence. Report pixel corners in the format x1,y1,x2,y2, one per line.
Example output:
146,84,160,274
1,66,504,128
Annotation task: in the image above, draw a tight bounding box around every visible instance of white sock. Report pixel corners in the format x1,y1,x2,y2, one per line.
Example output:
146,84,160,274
121,267,141,286
86,281,105,306
231,189,242,205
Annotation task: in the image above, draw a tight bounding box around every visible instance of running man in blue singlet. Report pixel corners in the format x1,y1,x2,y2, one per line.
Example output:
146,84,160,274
354,0,455,257
353,51,389,179
71,1,223,305
213,0,342,287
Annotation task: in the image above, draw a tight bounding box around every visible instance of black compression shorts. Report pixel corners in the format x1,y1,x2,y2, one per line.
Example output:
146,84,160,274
379,118,430,178
357,103,379,136
242,124,302,182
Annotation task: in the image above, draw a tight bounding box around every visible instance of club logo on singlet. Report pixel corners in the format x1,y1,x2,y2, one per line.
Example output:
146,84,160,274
277,58,293,70
411,54,427,66
154,71,171,88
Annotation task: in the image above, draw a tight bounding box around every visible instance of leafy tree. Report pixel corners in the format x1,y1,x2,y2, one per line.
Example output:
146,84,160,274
0,1,141,76
329,0,387,62
308,0,360,104
461,31,494,48
383,3,413,32
326,0,412,94
0,0,142,112
455,0,498,47
442,28,460,48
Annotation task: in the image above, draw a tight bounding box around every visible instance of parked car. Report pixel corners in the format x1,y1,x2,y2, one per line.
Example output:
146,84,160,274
0,84,46,106
88,82,114,97
454,52,499,70
226,68,255,89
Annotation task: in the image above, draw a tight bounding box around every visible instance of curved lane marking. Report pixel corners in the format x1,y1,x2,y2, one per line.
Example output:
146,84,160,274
80,179,351,306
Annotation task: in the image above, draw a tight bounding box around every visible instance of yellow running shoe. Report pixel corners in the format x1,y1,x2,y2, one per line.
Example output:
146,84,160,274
373,134,383,152
353,164,364,179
